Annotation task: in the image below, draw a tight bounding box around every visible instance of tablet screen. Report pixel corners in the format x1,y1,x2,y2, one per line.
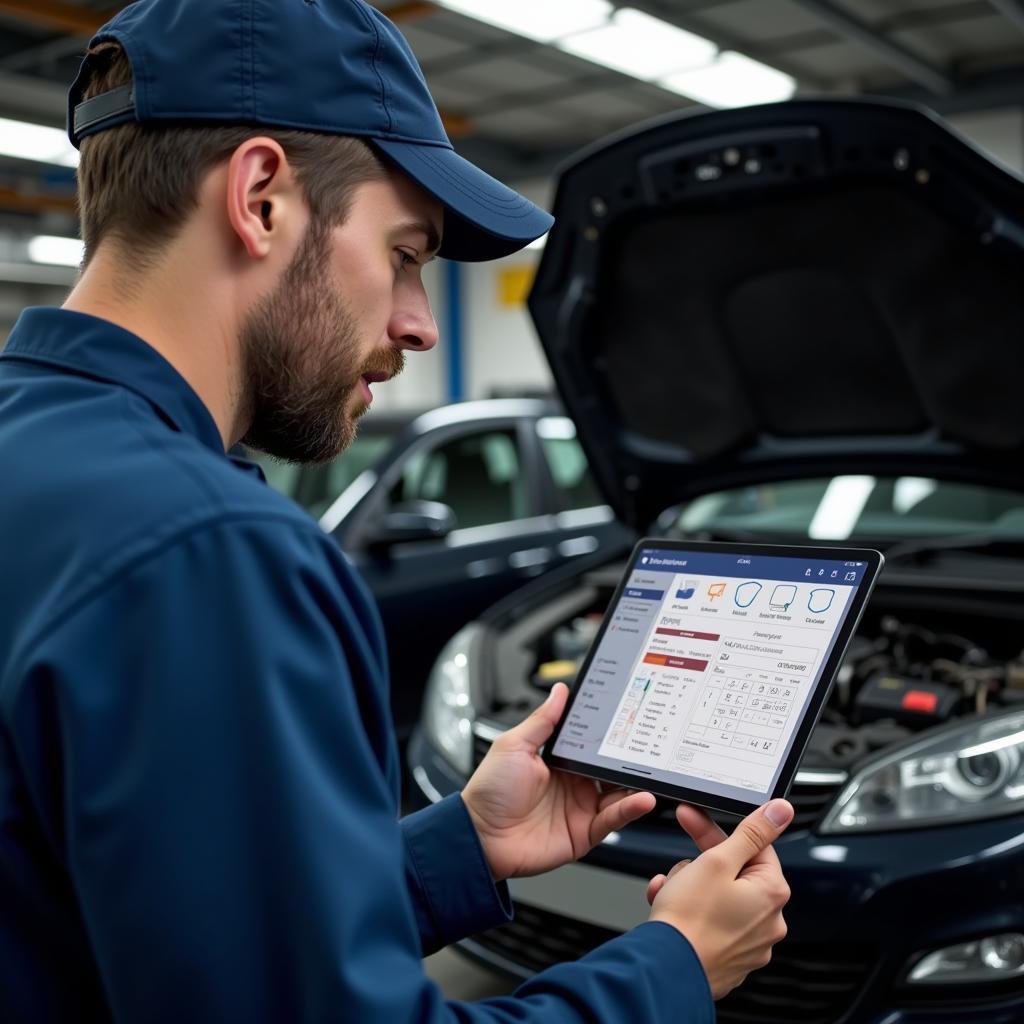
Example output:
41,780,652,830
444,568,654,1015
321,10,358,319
547,542,881,809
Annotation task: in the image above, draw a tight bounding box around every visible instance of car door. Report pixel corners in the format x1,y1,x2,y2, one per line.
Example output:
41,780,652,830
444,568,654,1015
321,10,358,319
531,414,635,568
341,417,555,739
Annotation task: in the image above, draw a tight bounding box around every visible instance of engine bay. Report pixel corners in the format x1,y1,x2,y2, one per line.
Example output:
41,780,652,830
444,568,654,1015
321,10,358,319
485,562,1024,780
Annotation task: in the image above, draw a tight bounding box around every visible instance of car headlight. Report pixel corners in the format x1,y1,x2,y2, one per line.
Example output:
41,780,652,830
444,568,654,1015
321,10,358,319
821,709,1024,833
421,626,478,775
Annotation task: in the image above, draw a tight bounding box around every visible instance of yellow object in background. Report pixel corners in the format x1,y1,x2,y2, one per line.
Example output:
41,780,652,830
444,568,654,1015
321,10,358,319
498,265,535,307
536,659,578,681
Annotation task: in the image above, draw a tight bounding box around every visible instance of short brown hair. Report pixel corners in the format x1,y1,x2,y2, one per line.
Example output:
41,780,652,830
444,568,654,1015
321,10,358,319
76,42,388,268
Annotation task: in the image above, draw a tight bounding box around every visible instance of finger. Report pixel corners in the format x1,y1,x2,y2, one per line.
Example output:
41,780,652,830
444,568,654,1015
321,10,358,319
646,874,666,906
675,803,728,852
649,857,693,904
717,800,794,875
588,790,656,846
665,857,692,882
502,683,569,752
596,786,643,813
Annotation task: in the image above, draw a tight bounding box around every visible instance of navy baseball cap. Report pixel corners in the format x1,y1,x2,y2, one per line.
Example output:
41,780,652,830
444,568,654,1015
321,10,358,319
67,0,553,262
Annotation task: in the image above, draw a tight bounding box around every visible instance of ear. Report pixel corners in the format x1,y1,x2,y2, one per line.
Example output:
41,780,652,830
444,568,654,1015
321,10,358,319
224,137,299,260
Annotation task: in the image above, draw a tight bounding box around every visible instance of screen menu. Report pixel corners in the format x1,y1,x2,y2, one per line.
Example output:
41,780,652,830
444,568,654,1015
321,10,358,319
551,548,870,804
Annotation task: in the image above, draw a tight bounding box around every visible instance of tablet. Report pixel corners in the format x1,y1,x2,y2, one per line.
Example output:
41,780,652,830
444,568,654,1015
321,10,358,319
543,538,884,817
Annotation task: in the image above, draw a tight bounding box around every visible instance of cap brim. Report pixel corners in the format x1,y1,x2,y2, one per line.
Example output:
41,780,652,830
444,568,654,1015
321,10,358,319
372,139,553,262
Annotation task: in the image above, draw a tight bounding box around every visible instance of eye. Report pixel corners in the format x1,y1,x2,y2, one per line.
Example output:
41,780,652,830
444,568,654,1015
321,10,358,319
396,248,420,272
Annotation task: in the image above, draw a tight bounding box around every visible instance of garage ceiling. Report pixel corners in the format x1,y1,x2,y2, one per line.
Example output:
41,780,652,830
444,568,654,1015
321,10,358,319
0,0,1023,260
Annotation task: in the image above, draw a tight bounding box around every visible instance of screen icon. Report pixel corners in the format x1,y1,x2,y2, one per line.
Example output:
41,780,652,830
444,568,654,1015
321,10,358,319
804,569,812,577
770,585,797,611
831,570,839,578
845,571,857,581
708,582,727,600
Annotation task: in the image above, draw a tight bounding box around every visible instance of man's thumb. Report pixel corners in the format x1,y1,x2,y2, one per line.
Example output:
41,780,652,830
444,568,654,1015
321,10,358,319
721,799,793,868
503,682,568,751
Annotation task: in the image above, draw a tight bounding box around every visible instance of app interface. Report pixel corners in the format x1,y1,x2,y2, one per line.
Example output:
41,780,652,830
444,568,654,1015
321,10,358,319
552,548,869,803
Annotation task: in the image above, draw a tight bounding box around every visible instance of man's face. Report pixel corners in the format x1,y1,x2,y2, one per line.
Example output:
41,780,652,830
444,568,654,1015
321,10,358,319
240,172,441,463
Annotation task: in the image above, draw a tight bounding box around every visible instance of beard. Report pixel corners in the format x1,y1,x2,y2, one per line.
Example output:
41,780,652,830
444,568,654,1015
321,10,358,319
238,222,404,464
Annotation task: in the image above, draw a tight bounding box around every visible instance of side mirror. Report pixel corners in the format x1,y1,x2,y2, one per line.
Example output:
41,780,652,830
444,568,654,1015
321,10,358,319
366,500,457,549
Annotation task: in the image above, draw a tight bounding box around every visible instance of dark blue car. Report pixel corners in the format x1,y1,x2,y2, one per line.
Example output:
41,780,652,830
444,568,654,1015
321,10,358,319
255,399,631,743
408,99,1024,1023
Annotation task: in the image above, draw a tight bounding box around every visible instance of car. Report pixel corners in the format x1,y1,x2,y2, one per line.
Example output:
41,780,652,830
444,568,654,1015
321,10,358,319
253,399,632,743
408,98,1024,1024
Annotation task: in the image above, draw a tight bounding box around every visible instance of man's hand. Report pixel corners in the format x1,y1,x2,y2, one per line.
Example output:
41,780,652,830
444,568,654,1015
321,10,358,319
648,800,794,1000
461,683,657,882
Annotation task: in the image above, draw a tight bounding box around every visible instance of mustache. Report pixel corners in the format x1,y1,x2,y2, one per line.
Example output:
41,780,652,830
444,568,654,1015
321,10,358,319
359,347,406,382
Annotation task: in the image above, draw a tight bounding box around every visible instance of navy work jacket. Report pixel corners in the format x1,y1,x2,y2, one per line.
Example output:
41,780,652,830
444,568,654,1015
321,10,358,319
0,308,712,1023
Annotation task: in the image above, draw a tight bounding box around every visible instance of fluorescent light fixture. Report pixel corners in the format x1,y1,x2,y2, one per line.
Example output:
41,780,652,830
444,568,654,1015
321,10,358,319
661,51,796,108
0,116,78,168
28,235,85,268
434,0,612,43
560,8,716,80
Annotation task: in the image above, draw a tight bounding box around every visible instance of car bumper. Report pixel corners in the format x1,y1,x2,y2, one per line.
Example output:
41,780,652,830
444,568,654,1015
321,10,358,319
408,728,1024,1024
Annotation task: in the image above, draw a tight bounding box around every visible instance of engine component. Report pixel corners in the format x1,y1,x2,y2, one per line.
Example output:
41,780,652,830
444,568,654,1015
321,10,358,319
552,614,603,662
532,659,579,691
803,720,912,770
855,673,960,728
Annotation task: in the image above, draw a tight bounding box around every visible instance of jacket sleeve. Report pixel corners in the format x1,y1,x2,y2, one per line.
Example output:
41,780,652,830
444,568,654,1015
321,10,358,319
402,794,514,956
10,515,713,1024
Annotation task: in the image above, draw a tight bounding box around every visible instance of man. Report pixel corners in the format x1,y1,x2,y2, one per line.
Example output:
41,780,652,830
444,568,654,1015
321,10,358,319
0,1,793,1021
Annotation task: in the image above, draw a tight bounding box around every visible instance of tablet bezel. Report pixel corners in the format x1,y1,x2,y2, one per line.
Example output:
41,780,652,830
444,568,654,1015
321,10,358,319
542,537,885,817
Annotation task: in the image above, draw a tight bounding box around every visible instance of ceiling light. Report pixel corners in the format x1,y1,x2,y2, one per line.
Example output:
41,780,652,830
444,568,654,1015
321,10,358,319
0,117,78,168
28,235,84,268
661,51,796,108
560,8,716,80
434,0,612,43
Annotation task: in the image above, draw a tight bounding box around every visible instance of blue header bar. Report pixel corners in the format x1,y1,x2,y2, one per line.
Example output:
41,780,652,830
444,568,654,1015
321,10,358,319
636,548,868,586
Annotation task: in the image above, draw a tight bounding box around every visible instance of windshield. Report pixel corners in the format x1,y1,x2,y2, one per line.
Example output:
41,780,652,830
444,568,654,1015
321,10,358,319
674,476,1024,543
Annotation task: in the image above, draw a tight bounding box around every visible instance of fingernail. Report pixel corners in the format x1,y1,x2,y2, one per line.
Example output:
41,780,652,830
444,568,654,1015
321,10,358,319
764,800,793,828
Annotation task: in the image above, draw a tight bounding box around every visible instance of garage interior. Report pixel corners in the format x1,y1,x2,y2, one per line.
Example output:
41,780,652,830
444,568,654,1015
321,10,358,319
3,0,1024,1018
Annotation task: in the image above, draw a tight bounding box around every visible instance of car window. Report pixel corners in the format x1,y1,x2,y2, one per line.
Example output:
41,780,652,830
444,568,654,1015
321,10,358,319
389,428,528,530
676,476,1024,541
537,417,604,512
253,431,395,519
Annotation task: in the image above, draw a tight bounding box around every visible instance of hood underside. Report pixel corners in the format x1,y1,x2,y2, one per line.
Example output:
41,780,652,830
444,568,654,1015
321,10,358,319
528,99,1024,530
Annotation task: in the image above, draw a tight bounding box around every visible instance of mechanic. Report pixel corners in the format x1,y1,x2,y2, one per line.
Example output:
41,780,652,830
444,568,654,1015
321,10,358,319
0,1,794,1021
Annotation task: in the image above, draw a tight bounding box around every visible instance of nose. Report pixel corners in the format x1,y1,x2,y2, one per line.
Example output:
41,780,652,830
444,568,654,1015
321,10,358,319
389,280,439,353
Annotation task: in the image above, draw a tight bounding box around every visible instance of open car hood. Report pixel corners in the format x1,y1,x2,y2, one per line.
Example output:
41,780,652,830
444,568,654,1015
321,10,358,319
527,99,1024,532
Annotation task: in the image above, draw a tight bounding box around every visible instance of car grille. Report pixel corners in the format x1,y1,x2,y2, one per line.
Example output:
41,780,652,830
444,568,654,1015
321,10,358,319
472,732,842,833
465,903,873,1024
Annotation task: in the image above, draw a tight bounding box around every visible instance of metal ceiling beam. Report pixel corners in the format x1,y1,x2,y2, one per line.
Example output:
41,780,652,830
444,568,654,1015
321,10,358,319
0,0,108,36
617,1,830,90
419,3,830,96
786,0,954,94
986,0,1024,34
